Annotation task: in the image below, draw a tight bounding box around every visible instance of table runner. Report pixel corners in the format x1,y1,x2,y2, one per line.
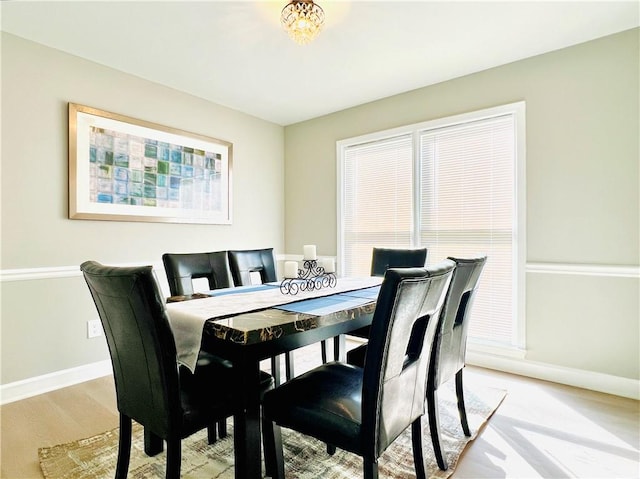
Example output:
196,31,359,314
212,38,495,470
338,285,381,299
166,276,383,371
207,283,279,296
274,294,374,316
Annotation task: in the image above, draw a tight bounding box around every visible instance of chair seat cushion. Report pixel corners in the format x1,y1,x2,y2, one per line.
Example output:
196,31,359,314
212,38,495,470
180,364,273,437
183,351,273,392
262,362,363,453
346,343,367,368
195,350,233,369
348,325,370,339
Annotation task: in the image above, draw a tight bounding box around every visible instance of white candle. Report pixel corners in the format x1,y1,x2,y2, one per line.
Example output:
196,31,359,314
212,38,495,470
284,261,298,279
322,258,335,273
303,244,317,260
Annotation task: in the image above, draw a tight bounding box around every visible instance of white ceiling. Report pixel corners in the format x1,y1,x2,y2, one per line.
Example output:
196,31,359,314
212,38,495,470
2,1,638,125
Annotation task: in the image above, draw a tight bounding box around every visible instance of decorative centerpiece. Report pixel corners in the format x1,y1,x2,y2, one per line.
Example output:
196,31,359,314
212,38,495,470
280,244,336,295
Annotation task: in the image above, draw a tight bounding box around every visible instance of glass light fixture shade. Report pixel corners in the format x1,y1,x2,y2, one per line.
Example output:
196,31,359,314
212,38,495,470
280,0,325,45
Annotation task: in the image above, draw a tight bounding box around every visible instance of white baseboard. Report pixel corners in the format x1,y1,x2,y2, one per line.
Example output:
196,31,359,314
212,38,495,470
467,351,640,400
0,360,112,405
1,352,637,405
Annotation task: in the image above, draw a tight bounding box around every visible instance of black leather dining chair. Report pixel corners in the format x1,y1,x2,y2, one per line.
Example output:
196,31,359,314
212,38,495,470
427,254,487,470
227,248,278,286
162,251,233,296
227,248,297,383
162,251,237,441
80,261,274,479
370,246,428,277
347,254,487,471
261,261,455,479
349,246,428,341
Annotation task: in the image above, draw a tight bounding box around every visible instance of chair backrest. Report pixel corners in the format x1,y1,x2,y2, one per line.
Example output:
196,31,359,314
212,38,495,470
162,251,233,296
431,255,487,387
370,247,428,277
228,248,277,286
361,260,454,458
80,261,180,437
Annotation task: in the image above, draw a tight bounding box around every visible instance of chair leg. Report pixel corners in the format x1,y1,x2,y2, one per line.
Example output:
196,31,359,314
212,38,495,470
144,427,164,456
456,369,471,436
115,414,132,479
362,455,379,479
326,443,336,455
411,416,428,479
333,334,346,361
321,340,328,363
218,418,228,439
270,355,282,386
427,384,448,470
207,424,217,444
262,419,285,479
165,436,181,479
285,351,295,381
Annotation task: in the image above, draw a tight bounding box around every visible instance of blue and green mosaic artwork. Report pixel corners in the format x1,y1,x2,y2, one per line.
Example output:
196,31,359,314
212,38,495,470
88,126,223,210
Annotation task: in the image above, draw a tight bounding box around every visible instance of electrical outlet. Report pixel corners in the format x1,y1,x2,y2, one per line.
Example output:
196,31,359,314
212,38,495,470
87,319,103,338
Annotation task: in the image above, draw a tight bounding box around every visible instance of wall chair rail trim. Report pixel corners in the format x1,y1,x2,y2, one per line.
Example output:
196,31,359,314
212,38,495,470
1,266,82,282
2,261,638,282
526,262,639,278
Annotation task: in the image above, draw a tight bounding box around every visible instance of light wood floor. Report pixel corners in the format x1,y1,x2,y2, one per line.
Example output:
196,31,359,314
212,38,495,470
1,343,638,478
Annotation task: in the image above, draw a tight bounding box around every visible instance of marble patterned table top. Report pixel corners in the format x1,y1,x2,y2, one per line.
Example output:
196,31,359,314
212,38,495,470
166,276,382,370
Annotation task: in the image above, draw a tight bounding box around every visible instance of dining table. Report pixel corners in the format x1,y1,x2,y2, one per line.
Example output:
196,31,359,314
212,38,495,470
164,276,382,479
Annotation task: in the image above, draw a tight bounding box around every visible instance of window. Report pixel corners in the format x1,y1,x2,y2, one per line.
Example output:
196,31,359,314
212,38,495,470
341,134,413,276
338,102,526,351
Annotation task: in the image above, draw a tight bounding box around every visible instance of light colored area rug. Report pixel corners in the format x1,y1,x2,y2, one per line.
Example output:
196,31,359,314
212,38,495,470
39,384,506,479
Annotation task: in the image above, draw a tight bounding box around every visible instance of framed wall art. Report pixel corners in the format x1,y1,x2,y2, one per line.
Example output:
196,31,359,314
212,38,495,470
68,103,232,224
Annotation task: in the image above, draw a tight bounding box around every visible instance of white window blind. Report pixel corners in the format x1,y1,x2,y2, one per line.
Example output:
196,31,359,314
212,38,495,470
338,103,525,351
420,115,515,346
342,135,413,277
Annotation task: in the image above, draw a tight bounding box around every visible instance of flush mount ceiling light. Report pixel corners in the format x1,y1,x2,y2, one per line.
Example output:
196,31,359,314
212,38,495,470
280,0,325,45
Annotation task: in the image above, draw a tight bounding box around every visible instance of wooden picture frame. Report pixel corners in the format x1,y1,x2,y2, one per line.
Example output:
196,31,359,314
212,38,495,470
68,103,232,224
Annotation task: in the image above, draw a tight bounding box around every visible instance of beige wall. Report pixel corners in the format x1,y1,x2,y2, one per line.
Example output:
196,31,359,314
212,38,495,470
1,28,638,389
1,33,285,384
284,28,639,380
